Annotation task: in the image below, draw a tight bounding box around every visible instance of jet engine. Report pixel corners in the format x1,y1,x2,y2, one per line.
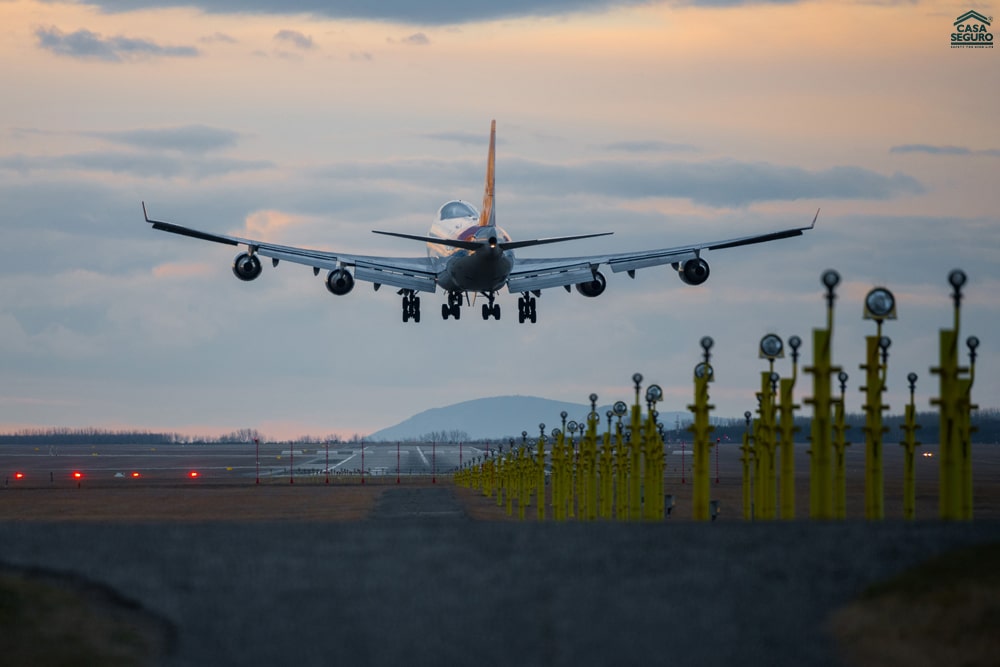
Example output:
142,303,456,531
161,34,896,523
575,270,607,297
325,268,355,295
677,258,710,286
232,252,262,281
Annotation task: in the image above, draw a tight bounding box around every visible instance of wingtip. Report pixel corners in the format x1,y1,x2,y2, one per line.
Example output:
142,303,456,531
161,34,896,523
811,208,820,228
142,201,150,222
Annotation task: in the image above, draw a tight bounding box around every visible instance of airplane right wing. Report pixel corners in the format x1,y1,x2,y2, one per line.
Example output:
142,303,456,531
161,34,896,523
506,210,818,293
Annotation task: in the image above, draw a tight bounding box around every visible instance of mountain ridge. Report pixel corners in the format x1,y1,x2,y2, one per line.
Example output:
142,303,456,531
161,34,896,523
368,394,692,441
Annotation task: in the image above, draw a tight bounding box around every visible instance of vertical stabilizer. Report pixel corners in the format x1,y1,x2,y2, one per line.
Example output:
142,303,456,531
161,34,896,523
478,120,496,227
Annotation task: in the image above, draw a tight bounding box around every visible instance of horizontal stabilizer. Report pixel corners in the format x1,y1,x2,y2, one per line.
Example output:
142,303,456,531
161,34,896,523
500,232,612,250
374,229,613,252
373,230,483,251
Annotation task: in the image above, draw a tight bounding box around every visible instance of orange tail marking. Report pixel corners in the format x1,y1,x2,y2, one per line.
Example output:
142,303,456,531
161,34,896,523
478,120,496,227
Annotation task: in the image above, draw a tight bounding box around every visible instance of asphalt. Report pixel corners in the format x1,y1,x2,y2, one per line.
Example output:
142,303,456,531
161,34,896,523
2,486,998,666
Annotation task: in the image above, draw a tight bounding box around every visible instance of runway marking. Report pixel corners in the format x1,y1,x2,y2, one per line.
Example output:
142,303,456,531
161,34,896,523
414,447,430,467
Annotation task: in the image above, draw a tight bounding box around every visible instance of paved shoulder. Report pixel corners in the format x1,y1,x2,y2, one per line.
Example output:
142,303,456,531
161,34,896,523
370,485,468,519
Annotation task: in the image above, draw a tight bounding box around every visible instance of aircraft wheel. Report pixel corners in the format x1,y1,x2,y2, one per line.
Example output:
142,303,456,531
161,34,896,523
451,304,461,320
492,304,501,320
441,303,450,320
482,304,490,320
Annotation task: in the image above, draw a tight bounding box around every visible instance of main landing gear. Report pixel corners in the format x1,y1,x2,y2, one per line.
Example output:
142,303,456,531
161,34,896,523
481,292,501,321
441,291,462,320
401,290,420,323
518,293,537,323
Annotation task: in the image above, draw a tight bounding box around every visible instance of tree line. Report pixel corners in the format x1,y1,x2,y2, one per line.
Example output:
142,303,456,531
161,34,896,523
2,411,998,446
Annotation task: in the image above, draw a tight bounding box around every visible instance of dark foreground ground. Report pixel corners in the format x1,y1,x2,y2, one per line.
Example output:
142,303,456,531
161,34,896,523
1,485,998,667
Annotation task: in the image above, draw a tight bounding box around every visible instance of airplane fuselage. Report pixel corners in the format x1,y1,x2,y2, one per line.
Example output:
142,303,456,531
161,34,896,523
428,201,514,293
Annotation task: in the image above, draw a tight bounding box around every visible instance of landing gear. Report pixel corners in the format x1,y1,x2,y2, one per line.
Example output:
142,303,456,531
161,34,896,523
401,290,420,323
441,291,462,320
518,293,537,323
481,292,501,321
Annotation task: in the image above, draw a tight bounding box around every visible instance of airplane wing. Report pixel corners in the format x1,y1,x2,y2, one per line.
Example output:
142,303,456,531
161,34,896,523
142,203,441,293
506,210,819,293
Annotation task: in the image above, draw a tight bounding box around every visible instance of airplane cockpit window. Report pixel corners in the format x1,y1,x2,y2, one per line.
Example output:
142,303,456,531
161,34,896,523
440,201,477,221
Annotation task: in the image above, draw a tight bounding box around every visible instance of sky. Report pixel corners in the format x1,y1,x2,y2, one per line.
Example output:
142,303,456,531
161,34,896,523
1,0,997,440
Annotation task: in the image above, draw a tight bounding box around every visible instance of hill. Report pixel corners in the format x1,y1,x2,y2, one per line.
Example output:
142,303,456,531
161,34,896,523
367,395,691,442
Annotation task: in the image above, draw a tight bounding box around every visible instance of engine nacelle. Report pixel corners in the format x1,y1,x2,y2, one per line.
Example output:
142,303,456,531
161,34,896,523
232,252,262,281
678,258,710,286
325,268,355,295
575,270,607,298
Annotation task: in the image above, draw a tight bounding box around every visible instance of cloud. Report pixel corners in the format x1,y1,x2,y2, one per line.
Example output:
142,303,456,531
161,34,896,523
35,26,199,62
59,1,658,25
0,151,273,179
601,140,699,153
274,29,315,49
424,131,493,146
199,32,238,44
86,125,243,154
312,157,924,207
890,144,1000,157
401,32,429,45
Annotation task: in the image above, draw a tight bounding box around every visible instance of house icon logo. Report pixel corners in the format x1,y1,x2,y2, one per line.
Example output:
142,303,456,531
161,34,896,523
952,10,993,48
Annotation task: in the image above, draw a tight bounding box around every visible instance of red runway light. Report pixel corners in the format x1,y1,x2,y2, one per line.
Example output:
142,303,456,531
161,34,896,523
72,471,83,479
188,471,199,478
14,472,24,480
131,471,141,478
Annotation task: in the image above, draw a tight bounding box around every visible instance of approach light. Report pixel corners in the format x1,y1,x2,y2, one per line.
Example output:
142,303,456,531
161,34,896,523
878,336,891,352
788,335,802,353
700,336,714,352
967,336,980,352
646,384,663,403
822,270,840,290
907,372,918,386
613,401,628,417
759,334,784,360
948,269,967,290
864,287,897,321
694,362,713,380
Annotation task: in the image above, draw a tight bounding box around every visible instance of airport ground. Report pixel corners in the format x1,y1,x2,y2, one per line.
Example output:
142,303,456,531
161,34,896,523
1,440,999,521
1,441,999,666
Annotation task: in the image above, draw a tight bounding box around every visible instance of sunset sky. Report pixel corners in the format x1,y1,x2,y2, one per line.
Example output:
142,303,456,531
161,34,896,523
1,0,997,439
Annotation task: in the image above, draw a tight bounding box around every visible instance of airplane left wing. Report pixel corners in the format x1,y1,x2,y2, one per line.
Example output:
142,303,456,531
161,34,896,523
142,203,440,293
506,210,818,293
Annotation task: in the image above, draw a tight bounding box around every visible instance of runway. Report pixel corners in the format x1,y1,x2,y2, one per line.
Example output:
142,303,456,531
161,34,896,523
0,441,484,487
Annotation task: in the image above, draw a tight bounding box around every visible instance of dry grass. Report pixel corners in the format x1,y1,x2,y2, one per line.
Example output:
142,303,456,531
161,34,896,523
828,543,1000,667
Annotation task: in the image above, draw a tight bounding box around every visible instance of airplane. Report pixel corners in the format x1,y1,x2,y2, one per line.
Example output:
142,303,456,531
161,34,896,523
142,120,817,324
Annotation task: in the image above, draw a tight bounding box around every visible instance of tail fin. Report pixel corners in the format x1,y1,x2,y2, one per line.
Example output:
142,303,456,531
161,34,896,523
478,119,496,227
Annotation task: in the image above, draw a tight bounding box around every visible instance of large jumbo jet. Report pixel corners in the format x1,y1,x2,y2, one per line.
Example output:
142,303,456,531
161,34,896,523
143,120,817,323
